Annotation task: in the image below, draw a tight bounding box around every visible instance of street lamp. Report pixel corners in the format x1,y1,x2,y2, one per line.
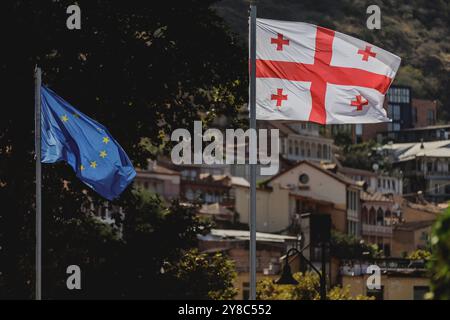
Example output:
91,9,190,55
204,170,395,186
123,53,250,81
275,247,327,300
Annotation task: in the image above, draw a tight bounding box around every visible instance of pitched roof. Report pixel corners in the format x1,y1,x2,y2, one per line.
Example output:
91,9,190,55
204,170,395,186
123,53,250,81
137,160,180,175
265,160,360,187
339,166,377,177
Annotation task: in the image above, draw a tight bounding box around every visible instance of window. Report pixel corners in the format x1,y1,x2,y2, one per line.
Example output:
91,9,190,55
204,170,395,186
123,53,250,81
392,180,396,191
387,87,410,103
347,221,358,236
299,174,309,184
294,141,299,156
347,190,358,211
413,286,429,300
288,140,293,154
384,243,391,257
436,184,442,194
420,231,429,241
367,286,384,300
388,104,401,120
355,124,363,136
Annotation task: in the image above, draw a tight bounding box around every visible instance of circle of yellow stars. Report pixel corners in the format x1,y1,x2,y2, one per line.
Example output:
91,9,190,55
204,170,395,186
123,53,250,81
60,113,111,173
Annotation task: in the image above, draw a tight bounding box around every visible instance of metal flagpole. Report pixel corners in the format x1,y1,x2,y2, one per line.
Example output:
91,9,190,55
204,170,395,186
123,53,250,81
249,3,257,300
34,66,42,300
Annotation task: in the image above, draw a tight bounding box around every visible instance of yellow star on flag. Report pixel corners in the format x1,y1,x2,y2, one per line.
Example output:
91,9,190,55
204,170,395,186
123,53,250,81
80,165,85,171
90,161,97,168
61,114,69,122
100,150,107,158
102,137,110,144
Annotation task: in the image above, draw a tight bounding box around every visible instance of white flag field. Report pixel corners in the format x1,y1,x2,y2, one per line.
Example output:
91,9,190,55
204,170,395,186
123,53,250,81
255,18,401,124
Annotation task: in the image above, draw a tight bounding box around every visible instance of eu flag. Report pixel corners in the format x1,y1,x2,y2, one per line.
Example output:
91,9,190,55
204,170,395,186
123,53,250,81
40,86,136,200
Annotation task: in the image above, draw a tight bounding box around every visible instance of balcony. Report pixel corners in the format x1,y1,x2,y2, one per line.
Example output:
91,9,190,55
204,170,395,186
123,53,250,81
362,223,393,236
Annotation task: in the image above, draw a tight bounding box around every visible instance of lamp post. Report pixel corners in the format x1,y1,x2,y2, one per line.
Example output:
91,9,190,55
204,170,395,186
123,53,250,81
275,247,327,300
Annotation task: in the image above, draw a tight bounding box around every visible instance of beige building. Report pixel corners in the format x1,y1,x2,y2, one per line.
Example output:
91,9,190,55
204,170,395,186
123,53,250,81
360,191,397,256
234,161,361,236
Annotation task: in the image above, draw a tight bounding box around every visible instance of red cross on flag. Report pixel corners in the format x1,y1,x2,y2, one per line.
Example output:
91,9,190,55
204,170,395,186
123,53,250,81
255,18,401,124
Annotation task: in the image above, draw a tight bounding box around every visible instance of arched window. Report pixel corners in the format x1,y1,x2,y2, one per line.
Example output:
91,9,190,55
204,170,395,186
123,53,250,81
294,141,299,156
362,206,369,224
376,208,384,226
300,141,305,157
306,142,311,157
317,144,322,158
369,207,376,225
311,143,316,158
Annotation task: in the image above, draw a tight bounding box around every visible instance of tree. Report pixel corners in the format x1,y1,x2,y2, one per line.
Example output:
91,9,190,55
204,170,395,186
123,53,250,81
166,249,237,300
0,0,245,299
429,207,450,300
0,189,238,299
256,272,373,300
216,0,450,119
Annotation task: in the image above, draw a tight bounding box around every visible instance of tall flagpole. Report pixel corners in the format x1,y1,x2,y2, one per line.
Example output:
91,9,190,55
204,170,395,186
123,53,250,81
249,2,257,300
34,66,42,300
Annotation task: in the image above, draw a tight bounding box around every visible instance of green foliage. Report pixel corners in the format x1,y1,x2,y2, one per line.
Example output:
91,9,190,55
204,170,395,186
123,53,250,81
0,189,237,299
256,272,373,300
167,249,237,300
330,231,381,259
336,139,394,172
408,249,431,261
0,0,245,299
429,207,450,300
327,285,374,300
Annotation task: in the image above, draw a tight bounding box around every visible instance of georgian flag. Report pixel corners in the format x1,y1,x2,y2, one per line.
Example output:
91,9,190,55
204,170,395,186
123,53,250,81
255,18,401,124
